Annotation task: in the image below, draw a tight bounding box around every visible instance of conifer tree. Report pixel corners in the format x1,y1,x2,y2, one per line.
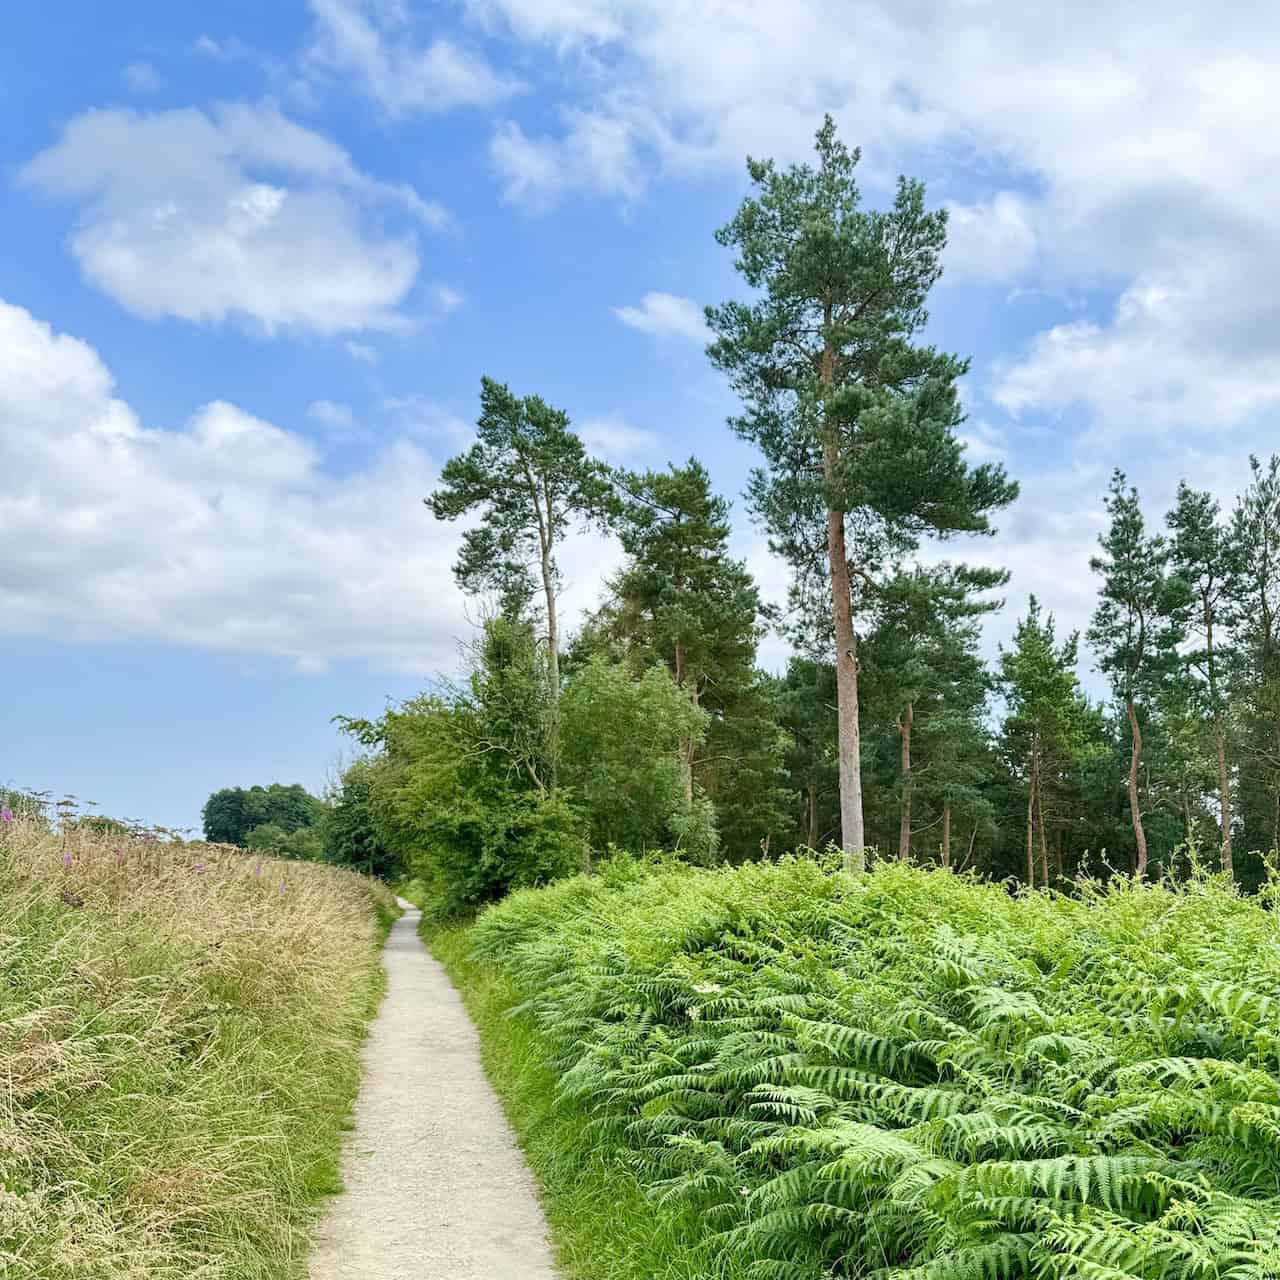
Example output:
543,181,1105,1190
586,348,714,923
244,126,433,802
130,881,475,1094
1230,454,1280,860
427,378,614,783
708,117,1016,870
859,564,1005,861
1167,482,1240,874
1089,472,1184,877
999,597,1093,887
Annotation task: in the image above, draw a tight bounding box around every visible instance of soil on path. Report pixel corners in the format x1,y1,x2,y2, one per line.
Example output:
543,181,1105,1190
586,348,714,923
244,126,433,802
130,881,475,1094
308,901,559,1280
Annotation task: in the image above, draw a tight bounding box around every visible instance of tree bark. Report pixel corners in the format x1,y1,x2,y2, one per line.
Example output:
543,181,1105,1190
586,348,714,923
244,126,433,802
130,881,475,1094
1126,696,1149,878
1036,781,1050,889
897,701,913,862
941,802,951,869
674,641,695,806
1025,740,1038,888
1205,607,1234,877
806,783,818,850
1214,716,1233,877
822,322,865,872
539,529,560,793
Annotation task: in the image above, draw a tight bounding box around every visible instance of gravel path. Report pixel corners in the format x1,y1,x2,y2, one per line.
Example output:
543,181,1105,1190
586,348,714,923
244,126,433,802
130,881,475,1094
308,901,559,1280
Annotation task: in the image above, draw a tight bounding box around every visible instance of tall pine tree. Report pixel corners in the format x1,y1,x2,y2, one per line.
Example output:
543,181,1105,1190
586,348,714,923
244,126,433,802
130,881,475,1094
708,116,1016,870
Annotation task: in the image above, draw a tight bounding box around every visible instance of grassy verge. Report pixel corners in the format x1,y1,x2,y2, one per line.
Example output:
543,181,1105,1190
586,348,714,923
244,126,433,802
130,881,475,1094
431,922,724,1280
0,814,398,1278
436,856,1280,1280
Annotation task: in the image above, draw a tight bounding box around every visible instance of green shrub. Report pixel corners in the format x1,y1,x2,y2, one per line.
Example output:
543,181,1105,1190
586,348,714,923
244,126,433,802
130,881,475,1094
462,859,1280,1279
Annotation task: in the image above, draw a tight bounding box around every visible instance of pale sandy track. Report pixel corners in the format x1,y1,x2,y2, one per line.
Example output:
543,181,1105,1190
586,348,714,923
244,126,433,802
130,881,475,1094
308,900,559,1280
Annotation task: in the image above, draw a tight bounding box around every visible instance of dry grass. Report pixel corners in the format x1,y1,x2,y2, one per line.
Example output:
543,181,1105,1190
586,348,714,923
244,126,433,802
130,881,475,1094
0,811,396,1278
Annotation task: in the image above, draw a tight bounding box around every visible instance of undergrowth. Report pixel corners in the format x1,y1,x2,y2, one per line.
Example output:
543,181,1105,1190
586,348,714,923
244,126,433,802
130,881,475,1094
453,855,1280,1280
0,812,396,1278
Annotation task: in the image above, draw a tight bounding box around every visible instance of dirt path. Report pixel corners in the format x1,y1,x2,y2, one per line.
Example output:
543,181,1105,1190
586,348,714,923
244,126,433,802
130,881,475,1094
308,901,559,1280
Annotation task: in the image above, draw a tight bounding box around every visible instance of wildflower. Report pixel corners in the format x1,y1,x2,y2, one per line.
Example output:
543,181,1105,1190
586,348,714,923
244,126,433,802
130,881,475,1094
193,863,206,875
692,981,722,995
254,861,263,878
278,883,287,894
62,852,73,868
1,807,13,825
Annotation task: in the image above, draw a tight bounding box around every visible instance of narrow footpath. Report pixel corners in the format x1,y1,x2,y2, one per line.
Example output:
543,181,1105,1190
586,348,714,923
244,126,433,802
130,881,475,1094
309,901,559,1280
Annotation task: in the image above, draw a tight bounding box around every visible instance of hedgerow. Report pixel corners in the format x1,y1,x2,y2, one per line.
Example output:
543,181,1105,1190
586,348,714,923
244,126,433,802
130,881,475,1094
465,857,1280,1279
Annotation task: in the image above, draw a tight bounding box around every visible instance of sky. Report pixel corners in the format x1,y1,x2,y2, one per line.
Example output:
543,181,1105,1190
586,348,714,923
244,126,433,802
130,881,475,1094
4,1,1280,831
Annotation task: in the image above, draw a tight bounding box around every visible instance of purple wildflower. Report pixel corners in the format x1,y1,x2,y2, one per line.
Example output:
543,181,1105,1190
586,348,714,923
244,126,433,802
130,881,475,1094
1,807,13,824
278,883,288,894
254,861,263,878
193,862,206,875
62,852,74,868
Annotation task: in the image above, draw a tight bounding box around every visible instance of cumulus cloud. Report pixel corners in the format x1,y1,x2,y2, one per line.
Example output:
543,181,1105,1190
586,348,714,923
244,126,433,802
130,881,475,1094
19,103,447,336
491,111,651,205
466,0,1280,433
578,413,659,461
305,0,518,115
943,193,1037,283
0,297,468,672
612,291,708,343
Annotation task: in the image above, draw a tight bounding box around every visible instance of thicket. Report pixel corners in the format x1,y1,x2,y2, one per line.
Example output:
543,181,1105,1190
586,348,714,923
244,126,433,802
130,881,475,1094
458,858,1280,1280
0,807,395,1278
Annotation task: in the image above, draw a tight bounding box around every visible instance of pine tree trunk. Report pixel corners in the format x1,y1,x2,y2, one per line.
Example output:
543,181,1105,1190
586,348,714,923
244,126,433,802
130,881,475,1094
1126,696,1149,878
1037,783,1050,889
674,642,695,806
1025,740,1038,888
806,783,818,850
821,326,865,873
942,802,952,869
1054,824,1064,885
540,539,560,793
1214,716,1233,877
897,702,913,862
1205,608,1233,877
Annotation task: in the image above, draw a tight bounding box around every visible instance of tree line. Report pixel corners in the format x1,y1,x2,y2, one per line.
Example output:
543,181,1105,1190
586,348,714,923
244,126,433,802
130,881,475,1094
243,119,1280,909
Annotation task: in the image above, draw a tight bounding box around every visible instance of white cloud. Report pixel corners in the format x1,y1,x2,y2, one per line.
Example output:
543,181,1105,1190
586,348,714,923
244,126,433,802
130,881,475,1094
123,61,162,93
994,266,1280,431
19,103,447,336
307,399,356,430
344,340,381,365
383,394,472,446
466,1,1280,431
491,109,652,205
578,413,658,461
0,297,467,672
612,291,708,343
305,0,518,115
943,193,1037,283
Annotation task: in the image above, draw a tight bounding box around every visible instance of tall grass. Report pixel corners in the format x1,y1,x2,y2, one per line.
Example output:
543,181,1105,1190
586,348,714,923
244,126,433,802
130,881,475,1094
0,811,396,1278
454,856,1280,1280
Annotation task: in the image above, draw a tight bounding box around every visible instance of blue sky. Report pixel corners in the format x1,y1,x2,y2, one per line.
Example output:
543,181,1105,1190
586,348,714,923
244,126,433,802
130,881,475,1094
5,1,1280,830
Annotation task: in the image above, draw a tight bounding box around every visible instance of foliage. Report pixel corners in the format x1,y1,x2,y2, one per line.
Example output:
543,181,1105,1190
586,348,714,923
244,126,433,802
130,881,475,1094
708,114,1017,863
0,808,395,1277
559,655,717,862
460,858,1280,1280
201,782,325,847
323,758,399,879
338,619,587,917
591,457,793,857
